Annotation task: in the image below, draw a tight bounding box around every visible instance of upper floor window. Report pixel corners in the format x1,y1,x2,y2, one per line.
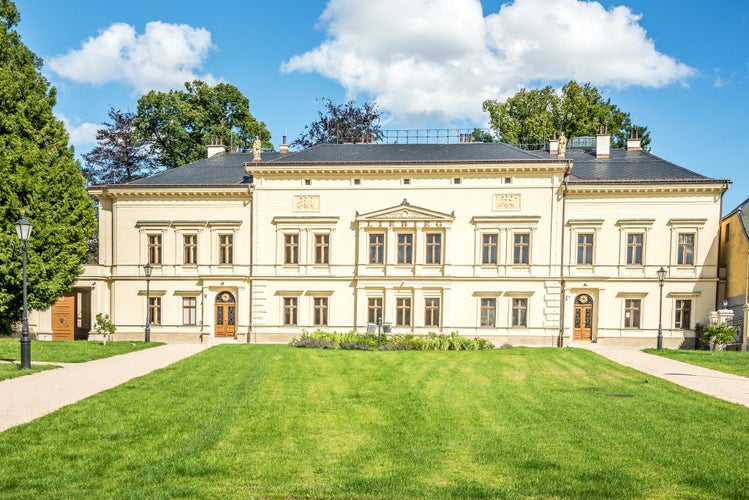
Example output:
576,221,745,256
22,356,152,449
624,299,641,328
397,233,413,264
183,234,197,265
577,233,594,265
511,298,528,327
219,234,233,264
314,234,330,265
626,233,643,265
284,234,299,265
369,233,385,264
677,233,694,265
148,234,162,264
425,233,442,265
513,233,530,265
482,234,498,264
480,298,496,327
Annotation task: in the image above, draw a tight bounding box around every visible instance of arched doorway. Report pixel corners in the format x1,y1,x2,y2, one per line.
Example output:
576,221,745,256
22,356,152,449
573,294,593,341
215,291,236,338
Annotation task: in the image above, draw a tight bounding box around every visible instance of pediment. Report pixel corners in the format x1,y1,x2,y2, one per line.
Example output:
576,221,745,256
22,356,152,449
356,199,455,222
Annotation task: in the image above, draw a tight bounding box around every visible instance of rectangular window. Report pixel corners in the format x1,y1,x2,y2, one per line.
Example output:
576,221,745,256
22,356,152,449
148,297,161,325
397,233,413,264
624,299,641,328
284,234,299,264
513,233,530,265
627,233,644,265
367,297,383,324
314,234,330,265
675,299,692,329
313,297,328,326
482,234,498,264
725,223,730,242
677,233,694,265
396,298,412,327
480,298,496,327
512,298,528,327
425,233,442,265
425,298,441,328
183,234,197,264
219,234,233,264
369,233,385,264
283,297,298,326
577,233,594,265
148,234,162,264
182,297,197,325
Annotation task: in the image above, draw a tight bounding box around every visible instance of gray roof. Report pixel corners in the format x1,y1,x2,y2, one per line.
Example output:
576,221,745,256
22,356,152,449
724,197,749,240
126,142,720,186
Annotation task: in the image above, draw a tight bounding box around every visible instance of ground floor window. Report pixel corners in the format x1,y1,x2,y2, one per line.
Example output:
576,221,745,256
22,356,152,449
148,297,161,325
424,298,441,328
396,297,412,327
368,297,383,324
624,299,641,328
283,297,298,326
511,298,527,327
183,296,197,325
675,299,691,329
313,297,328,326
480,298,496,327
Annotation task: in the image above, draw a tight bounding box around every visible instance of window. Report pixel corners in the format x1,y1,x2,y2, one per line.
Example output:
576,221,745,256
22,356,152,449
148,234,162,264
148,297,161,325
314,234,330,265
504,177,512,184
219,234,233,264
425,233,442,265
396,298,412,327
675,300,691,329
425,298,441,327
183,234,197,264
182,297,197,325
624,299,641,328
482,234,498,264
403,178,411,185
313,297,328,326
626,233,643,265
397,233,413,264
284,234,299,264
453,178,461,185
577,233,594,265
513,233,530,265
677,233,694,265
480,298,496,327
511,298,528,327
283,297,298,326
367,297,383,324
369,233,385,264
354,178,361,185
725,223,730,242
304,179,311,186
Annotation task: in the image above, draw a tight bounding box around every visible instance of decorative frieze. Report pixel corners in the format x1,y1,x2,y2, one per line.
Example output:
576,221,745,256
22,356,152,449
493,193,520,211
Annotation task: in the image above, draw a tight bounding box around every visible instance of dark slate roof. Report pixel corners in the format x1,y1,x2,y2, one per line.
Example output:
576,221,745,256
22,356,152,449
724,197,749,240
564,148,709,182
129,151,281,185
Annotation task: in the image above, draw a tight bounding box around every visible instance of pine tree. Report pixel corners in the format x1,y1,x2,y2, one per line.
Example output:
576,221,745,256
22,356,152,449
0,0,96,331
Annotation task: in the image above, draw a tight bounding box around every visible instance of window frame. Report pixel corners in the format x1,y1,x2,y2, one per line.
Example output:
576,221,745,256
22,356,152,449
183,234,197,265
425,232,442,265
284,233,299,265
513,232,530,265
367,297,384,324
624,298,641,328
511,297,528,327
283,296,298,326
312,296,328,326
482,233,498,265
218,233,233,265
675,299,692,329
677,233,695,266
182,296,197,326
395,297,412,327
314,233,330,265
480,297,496,327
148,234,162,265
396,232,414,265
626,233,644,266
577,233,594,265
368,232,385,265
148,296,161,325
424,297,441,328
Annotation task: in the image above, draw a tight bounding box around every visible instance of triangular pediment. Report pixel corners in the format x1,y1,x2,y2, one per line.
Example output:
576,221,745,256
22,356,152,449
357,199,455,221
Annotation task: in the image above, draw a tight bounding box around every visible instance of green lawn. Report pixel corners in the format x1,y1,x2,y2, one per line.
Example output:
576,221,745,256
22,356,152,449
0,338,162,363
0,362,58,381
0,346,747,499
644,348,749,378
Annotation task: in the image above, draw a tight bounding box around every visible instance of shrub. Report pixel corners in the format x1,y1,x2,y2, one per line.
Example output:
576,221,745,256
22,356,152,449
700,324,737,354
291,330,494,351
94,313,116,345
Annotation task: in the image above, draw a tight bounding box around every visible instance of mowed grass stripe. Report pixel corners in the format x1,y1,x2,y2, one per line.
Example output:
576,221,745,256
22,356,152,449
0,345,747,499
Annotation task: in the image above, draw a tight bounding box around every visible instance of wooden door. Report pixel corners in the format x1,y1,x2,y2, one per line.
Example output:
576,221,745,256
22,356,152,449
573,294,593,341
52,294,75,341
215,291,236,337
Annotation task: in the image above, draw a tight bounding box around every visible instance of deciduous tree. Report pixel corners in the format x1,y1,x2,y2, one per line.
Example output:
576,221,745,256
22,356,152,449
293,99,383,149
0,0,96,331
134,80,271,169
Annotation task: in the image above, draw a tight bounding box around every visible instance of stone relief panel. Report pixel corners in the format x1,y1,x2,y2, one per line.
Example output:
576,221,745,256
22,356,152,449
493,193,521,211
293,195,320,212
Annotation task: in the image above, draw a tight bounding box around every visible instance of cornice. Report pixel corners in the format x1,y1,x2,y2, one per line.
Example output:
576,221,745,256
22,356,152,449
88,185,252,199
564,182,727,196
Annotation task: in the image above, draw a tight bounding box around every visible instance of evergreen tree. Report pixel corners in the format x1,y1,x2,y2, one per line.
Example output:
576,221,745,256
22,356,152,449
0,0,96,331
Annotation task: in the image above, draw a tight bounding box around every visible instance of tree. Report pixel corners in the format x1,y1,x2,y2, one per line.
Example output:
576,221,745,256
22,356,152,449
483,81,650,150
82,108,156,185
134,80,271,169
0,0,96,331
292,99,383,149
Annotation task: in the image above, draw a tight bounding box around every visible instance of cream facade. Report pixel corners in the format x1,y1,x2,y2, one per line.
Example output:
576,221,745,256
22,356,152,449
33,135,728,347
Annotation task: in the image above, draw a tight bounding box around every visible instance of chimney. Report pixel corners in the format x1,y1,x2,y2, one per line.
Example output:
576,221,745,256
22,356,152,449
626,127,642,151
206,136,225,158
548,131,559,156
595,125,610,159
279,135,289,155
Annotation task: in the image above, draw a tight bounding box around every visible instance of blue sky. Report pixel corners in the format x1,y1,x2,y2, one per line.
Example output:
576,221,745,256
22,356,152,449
12,0,749,211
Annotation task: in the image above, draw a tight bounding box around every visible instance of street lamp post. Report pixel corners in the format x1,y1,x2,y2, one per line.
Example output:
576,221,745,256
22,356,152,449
657,266,667,350
14,217,33,369
143,262,152,343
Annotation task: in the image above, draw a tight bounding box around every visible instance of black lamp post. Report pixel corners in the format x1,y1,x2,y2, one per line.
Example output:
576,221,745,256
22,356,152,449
657,266,667,350
14,217,33,369
143,262,152,343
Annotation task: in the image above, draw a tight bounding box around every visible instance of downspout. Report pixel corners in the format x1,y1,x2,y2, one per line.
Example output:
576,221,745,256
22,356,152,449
248,183,254,343
715,182,727,311
558,164,571,347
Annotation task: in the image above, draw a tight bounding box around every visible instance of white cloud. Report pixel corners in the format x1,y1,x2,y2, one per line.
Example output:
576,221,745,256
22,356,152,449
56,113,98,149
48,22,218,93
282,0,695,125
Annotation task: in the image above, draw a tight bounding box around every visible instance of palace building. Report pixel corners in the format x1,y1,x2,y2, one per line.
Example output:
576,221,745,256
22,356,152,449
34,132,728,347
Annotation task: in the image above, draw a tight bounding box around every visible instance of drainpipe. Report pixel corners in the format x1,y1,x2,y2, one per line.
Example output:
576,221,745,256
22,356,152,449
558,164,571,347
716,182,727,311
248,183,254,343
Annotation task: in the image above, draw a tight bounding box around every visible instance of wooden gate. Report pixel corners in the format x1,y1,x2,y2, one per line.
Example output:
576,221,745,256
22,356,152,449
51,294,75,341
573,294,593,341
215,291,236,337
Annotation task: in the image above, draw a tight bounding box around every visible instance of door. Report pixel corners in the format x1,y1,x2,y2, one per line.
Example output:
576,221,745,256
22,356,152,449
215,291,236,337
52,294,75,341
573,294,593,341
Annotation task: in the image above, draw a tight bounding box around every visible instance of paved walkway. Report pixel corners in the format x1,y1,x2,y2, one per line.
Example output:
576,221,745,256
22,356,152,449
577,343,749,409
0,343,209,433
